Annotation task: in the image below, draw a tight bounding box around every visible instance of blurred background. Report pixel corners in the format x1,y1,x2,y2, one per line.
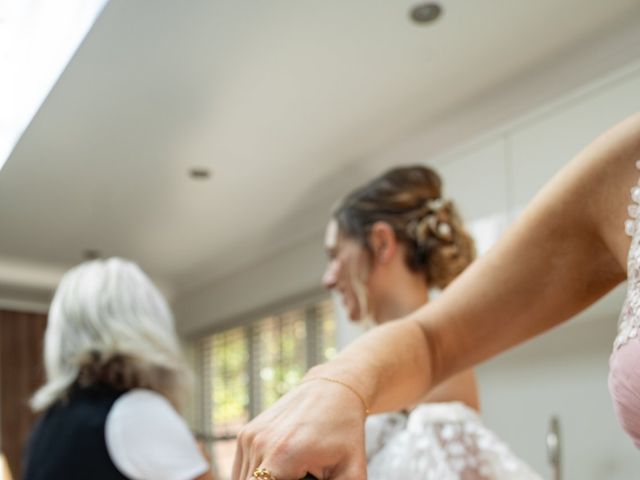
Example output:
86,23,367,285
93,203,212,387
2,1,640,479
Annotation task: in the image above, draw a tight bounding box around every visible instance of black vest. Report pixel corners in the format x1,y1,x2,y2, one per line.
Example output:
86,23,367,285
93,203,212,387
23,385,129,480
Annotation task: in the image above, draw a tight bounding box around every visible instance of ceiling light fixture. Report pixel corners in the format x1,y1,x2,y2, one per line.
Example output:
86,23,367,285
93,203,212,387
409,2,443,25
83,249,102,260
189,167,212,180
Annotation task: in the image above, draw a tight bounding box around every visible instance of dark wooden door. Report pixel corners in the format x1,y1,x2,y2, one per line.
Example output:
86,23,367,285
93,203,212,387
0,310,47,480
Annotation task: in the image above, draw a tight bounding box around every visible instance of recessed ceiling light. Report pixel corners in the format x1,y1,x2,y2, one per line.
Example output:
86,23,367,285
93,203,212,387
189,167,212,180
83,249,102,260
409,2,443,25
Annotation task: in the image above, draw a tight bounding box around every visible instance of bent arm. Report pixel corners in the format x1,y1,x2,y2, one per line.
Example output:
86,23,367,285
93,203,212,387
232,115,640,480
314,113,640,413
422,369,479,411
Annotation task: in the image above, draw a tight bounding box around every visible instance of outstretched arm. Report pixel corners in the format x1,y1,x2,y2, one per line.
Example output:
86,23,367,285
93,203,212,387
233,113,640,480
423,368,479,411
324,113,639,414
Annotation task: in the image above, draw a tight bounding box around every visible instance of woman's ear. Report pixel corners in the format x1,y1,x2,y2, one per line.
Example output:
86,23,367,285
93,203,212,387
369,222,397,264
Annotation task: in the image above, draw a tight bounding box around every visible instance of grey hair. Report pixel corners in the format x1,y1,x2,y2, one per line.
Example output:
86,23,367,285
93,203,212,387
31,257,192,412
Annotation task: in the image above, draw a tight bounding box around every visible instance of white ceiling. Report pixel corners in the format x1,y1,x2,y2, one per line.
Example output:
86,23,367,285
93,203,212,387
2,0,640,305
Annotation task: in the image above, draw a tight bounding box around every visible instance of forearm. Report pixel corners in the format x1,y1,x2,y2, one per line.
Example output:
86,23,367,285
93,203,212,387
411,114,639,385
418,213,623,386
306,317,432,413
423,369,479,411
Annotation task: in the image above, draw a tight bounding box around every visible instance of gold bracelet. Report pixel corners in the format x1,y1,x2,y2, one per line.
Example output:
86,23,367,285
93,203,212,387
300,376,370,415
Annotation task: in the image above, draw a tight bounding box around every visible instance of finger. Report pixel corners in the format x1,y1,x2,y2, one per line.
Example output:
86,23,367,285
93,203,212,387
233,429,257,480
252,457,314,480
240,454,254,480
248,465,279,480
245,440,263,480
231,443,243,480
330,454,367,480
245,456,265,480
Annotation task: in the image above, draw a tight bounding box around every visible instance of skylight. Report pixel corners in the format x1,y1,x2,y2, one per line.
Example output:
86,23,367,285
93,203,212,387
0,0,109,173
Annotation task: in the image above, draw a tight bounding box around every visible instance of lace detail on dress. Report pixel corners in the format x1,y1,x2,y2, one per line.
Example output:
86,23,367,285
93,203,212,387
614,160,640,349
365,402,542,480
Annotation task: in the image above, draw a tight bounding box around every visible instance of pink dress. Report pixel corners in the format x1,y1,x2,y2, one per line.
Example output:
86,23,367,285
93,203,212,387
609,166,640,448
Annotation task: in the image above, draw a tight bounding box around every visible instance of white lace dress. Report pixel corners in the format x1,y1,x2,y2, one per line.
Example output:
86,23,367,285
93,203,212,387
365,402,542,480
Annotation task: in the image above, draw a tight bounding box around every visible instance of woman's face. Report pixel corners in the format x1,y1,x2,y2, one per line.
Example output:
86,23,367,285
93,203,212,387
322,220,369,321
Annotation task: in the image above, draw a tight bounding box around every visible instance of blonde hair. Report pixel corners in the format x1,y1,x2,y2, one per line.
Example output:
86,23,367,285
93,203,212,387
31,258,191,412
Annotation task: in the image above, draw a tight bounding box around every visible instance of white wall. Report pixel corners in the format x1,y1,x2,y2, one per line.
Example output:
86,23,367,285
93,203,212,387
176,233,328,336
477,309,633,479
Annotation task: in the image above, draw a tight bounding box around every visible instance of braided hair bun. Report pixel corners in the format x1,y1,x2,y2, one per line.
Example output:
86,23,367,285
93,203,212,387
333,165,475,289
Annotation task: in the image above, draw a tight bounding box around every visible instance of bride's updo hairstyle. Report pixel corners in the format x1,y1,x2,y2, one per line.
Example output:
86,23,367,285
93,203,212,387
333,165,475,289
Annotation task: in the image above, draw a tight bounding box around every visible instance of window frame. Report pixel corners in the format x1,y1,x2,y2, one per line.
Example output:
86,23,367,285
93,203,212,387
190,290,336,477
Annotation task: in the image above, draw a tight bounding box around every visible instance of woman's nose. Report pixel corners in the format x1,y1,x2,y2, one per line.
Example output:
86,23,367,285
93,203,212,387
322,262,338,289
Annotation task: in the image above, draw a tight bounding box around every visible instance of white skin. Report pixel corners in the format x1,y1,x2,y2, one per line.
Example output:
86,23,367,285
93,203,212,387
321,218,478,409
233,114,640,480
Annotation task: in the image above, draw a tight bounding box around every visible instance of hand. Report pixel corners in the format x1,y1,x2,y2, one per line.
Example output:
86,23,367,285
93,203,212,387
232,377,368,480
194,440,217,480
196,440,212,464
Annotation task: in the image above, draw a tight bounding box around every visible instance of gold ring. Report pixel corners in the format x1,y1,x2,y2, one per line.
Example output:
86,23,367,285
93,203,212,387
253,468,277,480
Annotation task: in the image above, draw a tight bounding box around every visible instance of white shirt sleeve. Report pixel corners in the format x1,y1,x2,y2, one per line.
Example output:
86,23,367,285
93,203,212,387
105,389,209,480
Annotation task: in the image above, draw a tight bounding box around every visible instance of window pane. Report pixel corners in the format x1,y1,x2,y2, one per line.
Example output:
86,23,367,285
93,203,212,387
196,297,337,480
317,298,338,361
208,327,248,477
256,310,307,410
